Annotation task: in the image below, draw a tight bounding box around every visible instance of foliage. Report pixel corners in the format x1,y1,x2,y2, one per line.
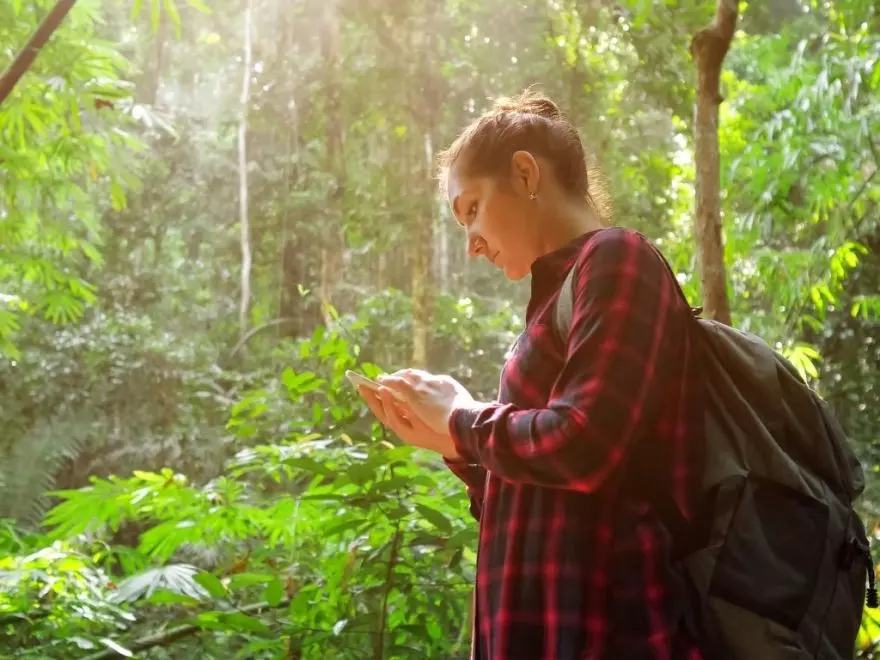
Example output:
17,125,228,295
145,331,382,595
1,331,475,659
0,0,143,357
0,0,879,657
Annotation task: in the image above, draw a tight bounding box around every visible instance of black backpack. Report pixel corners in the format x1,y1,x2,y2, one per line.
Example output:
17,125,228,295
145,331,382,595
553,236,875,659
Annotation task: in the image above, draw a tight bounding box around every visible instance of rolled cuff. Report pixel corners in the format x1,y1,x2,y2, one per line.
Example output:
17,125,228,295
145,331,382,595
448,405,484,464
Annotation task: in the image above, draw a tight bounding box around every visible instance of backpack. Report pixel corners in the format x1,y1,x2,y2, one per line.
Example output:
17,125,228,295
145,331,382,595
553,238,876,660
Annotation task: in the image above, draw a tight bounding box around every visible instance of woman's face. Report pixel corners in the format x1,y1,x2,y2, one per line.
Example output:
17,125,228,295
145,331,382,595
445,159,539,281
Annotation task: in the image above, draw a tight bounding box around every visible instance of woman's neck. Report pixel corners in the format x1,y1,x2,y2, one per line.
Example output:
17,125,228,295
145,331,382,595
536,198,605,257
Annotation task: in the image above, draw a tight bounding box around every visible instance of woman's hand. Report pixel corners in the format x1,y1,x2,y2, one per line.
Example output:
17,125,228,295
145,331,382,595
357,384,461,459
378,369,476,434
356,369,478,459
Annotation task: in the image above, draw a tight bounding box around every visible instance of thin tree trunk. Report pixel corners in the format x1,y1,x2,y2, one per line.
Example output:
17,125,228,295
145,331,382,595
0,0,77,107
319,0,344,326
691,0,737,325
277,4,300,338
373,528,402,660
238,0,253,341
411,130,435,368
144,14,167,106
435,195,450,294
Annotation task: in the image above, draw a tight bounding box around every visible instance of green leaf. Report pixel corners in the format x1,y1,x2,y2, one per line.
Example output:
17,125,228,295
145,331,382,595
131,0,144,18
164,0,182,38
227,572,275,590
99,639,133,658
448,547,463,571
325,517,369,537
110,182,127,211
222,611,270,633
416,504,452,534
194,571,227,599
263,578,283,607
57,556,85,571
187,0,212,13
284,457,334,478
144,590,202,606
150,0,160,32
281,367,296,390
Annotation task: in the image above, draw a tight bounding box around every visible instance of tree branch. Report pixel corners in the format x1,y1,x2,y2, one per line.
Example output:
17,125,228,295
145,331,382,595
229,317,297,359
0,0,77,107
374,526,403,660
83,597,292,660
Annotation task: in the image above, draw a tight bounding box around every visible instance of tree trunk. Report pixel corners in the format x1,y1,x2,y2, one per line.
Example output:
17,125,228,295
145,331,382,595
411,129,435,369
277,5,302,338
144,14,167,106
691,0,737,326
434,195,450,294
237,0,253,341
319,0,344,326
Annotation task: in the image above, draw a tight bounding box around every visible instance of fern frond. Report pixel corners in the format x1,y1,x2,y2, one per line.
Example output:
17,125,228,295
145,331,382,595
0,410,95,526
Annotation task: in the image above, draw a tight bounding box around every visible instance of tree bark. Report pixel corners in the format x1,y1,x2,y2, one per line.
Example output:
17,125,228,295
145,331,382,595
238,0,253,341
691,0,737,326
319,0,345,326
144,14,167,106
0,0,77,107
276,5,302,338
411,130,435,368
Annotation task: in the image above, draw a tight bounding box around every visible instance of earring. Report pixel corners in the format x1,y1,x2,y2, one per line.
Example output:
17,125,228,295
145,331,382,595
529,191,537,201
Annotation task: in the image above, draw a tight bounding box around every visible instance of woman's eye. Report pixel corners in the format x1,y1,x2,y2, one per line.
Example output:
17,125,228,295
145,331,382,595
467,201,478,217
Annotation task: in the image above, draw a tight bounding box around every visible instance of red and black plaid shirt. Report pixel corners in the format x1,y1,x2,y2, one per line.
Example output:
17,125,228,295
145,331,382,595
446,228,705,660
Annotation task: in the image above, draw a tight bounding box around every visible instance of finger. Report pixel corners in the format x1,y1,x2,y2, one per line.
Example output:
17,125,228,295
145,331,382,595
360,385,412,425
383,393,412,420
359,386,389,424
392,400,412,420
378,379,418,403
383,369,425,385
380,387,414,437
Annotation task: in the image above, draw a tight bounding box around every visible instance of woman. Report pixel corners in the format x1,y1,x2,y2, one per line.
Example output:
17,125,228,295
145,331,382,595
358,90,705,660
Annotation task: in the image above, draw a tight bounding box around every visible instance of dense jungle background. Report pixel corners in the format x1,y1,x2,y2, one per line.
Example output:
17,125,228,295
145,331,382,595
1,0,878,657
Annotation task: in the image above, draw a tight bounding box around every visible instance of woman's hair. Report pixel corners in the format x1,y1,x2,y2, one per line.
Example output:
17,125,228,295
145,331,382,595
437,89,612,224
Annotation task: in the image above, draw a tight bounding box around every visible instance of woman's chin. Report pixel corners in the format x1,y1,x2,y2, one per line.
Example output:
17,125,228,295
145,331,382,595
501,263,529,281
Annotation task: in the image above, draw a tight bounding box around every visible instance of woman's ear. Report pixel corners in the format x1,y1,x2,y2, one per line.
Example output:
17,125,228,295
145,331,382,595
510,151,540,198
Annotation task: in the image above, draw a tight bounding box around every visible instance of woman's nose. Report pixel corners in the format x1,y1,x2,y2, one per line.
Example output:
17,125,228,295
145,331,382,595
467,233,485,258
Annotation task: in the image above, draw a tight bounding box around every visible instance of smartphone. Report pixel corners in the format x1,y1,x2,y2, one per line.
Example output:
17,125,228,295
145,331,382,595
345,370,405,401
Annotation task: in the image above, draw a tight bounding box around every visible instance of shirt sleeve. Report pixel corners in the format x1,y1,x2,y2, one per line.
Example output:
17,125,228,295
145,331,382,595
448,229,687,494
442,456,487,522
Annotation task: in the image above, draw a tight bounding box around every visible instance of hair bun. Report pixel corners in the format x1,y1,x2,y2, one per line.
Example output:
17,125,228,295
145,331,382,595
494,90,561,120
519,97,560,119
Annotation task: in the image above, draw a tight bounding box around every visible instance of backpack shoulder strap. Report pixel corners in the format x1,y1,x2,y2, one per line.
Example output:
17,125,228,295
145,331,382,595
551,238,701,349
553,264,577,348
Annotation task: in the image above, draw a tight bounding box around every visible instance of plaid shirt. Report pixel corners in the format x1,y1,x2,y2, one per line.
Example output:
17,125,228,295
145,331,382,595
446,228,705,660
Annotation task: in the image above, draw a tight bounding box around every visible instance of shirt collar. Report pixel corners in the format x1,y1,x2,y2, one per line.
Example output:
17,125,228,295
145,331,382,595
526,229,602,322
530,229,601,287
